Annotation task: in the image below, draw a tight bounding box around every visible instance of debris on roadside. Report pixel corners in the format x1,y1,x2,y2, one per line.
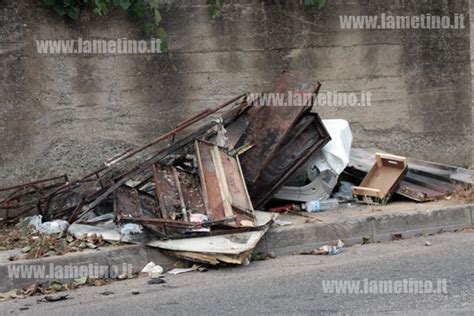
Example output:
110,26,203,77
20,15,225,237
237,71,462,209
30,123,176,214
273,219,293,226
0,276,119,302
0,289,20,302
333,181,355,202
72,277,88,286
4,73,312,263
267,204,295,213
41,294,70,302
453,186,474,203
1,72,472,267
297,240,345,256
167,264,202,275
148,278,166,285
141,262,158,273
251,251,276,261
38,220,70,235
301,198,340,212
25,215,42,230
120,223,143,235
151,225,270,265
141,262,164,278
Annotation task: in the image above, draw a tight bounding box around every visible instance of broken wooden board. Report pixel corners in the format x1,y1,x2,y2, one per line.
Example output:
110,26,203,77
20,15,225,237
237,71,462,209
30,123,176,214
195,139,255,228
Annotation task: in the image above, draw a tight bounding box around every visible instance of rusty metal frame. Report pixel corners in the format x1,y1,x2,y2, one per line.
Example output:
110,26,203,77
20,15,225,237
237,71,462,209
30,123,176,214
195,139,255,228
248,113,331,208
237,72,321,183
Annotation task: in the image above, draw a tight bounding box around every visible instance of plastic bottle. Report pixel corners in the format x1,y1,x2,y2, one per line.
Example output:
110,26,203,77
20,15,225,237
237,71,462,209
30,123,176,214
302,198,339,212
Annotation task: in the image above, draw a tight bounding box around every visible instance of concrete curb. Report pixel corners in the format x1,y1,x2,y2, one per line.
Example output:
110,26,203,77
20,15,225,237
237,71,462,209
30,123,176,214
0,245,177,293
1,203,472,292
254,204,473,256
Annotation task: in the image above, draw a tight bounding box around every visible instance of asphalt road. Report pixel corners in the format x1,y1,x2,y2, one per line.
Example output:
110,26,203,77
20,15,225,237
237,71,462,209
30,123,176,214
1,230,473,315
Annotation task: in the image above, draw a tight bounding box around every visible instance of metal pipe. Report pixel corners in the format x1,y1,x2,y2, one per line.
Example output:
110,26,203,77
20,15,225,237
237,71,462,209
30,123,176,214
105,93,246,166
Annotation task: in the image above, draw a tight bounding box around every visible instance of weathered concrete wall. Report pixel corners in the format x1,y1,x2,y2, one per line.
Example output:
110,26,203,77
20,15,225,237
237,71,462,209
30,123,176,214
0,0,472,186
471,0,474,168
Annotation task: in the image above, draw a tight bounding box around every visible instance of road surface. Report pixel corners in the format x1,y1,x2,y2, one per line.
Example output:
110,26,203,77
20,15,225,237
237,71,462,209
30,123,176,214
1,230,473,315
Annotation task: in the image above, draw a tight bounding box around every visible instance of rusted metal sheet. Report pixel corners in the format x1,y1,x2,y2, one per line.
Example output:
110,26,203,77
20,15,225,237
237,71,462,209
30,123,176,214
195,140,255,228
397,182,446,202
113,186,141,220
177,171,206,215
247,113,331,208
236,72,321,183
152,164,180,220
152,163,206,221
397,172,452,202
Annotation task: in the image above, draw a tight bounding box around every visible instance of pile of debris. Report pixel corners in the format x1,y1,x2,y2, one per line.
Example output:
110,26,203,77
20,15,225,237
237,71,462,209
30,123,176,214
0,73,332,264
1,72,472,265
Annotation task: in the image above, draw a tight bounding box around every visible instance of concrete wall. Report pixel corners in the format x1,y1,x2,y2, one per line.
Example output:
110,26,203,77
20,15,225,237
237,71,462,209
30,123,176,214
0,0,472,186
471,0,474,168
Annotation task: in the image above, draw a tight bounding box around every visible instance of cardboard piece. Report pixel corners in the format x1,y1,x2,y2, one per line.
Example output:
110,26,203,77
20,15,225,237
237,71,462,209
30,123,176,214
352,153,407,204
